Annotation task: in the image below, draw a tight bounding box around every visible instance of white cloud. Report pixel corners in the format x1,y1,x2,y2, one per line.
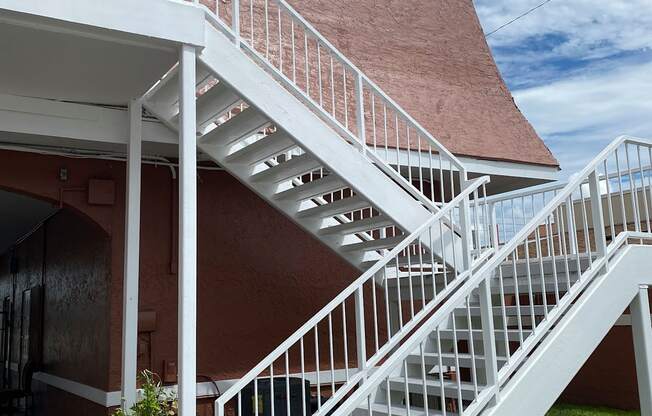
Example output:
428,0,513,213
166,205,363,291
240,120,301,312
475,0,652,58
513,60,652,176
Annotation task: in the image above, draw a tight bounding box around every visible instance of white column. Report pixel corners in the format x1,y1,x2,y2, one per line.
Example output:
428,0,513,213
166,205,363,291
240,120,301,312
631,285,652,416
121,98,142,410
178,44,197,416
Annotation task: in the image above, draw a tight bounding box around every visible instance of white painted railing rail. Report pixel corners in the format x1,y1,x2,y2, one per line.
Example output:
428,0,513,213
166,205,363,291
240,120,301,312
199,0,467,212
331,135,652,416
214,176,491,416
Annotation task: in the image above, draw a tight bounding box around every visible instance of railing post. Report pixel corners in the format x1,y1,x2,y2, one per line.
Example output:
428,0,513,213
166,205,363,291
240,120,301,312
355,73,367,155
459,171,473,269
354,287,367,380
232,0,241,47
565,196,578,255
588,170,607,259
479,278,499,404
489,202,499,250
631,285,652,416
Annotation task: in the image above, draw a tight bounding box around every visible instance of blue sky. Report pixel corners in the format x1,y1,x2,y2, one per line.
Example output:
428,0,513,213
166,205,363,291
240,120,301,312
473,0,652,178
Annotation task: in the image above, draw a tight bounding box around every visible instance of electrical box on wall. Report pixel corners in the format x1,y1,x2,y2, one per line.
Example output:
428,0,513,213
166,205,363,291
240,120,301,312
88,179,115,206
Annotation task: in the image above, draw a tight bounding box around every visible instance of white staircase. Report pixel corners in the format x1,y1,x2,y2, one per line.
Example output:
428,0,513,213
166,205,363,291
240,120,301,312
142,1,652,415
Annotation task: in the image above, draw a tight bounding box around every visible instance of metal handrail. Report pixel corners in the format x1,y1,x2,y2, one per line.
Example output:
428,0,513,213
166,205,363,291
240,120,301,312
332,135,652,416
214,176,491,415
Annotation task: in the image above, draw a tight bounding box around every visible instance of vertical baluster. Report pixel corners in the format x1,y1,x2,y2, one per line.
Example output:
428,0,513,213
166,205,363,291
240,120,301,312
285,351,291,416
328,313,335,395
497,266,511,362
355,286,367,379
603,160,616,240
264,0,269,57
270,363,275,416
317,42,323,106
403,360,411,416
522,211,537,330
395,114,400,171
406,248,415,318
578,185,593,266
314,326,321,409
290,20,296,82
355,73,366,151
615,148,628,232
304,33,309,96
300,337,306,416
249,0,254,45
479,278,499,404
343,69,349,130
383,266,391,341
568,194,583,278
419,342,430,416
329,56,336,117
406,126,412,184
341,302,349,380
545,215,560,303
278,7,283,72
451,313,464,414
371,279,379,353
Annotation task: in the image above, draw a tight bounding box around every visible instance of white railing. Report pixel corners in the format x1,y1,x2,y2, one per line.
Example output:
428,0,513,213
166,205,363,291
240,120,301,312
214,176,492,416
332,135,652,416
199,0,467,211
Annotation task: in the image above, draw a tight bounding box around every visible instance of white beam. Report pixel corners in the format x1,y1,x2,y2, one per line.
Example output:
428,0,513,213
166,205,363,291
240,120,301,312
178,44,197,416
121,99,142,410
631,285,652,416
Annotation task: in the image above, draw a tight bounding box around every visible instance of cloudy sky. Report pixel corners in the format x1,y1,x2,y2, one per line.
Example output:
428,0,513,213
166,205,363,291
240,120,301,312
473,0,652,178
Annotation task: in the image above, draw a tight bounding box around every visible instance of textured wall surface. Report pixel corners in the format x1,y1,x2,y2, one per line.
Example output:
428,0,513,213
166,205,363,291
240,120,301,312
280,0,556,167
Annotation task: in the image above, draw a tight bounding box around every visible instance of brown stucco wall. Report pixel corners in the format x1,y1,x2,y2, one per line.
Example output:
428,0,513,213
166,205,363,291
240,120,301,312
0,209,111,416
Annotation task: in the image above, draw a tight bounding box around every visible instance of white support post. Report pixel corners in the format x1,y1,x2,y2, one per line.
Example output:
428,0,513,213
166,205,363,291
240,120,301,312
121,98,142,410
479,278,499,403
178,44,197,416
489,202,499,250
631,285,652,416
354,287,367,380
588,170,607,259
232,0,240,47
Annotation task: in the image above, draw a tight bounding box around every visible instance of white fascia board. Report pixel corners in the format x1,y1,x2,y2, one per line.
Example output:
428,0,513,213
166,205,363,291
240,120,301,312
0,0,204,47
382,147,558,181
0,93,176,146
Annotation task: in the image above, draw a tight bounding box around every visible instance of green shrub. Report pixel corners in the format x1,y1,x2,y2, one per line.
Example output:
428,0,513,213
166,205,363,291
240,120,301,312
114,370,178,416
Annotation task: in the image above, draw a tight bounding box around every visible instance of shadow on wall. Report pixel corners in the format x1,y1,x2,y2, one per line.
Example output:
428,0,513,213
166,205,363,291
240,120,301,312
0,192,111,416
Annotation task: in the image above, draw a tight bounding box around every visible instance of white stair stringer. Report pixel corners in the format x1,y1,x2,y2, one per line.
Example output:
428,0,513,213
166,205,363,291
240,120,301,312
144,18,466,270
483,245,652,416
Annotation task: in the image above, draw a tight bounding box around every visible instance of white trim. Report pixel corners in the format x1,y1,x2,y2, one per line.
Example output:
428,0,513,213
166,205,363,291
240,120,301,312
30,369,355,408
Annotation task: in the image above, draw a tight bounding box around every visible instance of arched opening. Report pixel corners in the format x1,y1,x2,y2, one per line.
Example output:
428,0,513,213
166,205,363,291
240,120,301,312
0,186,111,415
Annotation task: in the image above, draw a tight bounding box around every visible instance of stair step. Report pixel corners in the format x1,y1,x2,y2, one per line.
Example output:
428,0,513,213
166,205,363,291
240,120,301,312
342,235,406,253
493,277,577,295
387,377,482,401
498,254,590,279
273,175,345,201
250,154,321,183
432,328,533,343
194,82,242,129
200,108,270,146
454,304,550,318
319,215,395,236
405,352,508,368
360,403,456,416
296,196,369,220
225,131,296,165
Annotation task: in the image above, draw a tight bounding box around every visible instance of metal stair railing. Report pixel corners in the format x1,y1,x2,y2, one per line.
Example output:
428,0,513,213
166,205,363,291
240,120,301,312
332,135,652,416
197,0,468,214
214,176,492,416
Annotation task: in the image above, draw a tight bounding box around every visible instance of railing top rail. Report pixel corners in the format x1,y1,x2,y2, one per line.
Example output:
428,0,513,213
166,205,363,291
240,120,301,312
334,134,651,415
215,175,490,404
199,0,464,171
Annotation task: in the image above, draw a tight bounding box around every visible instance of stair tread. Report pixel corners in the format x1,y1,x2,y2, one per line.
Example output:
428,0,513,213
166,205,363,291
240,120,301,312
250,154,321,183
320,215,395,236
200,108,270,146
388,376,485,394
225,131,296,165
296,195,369,219
273,175,346,201
194,82,241,128
342,235,406,253
361,402,457,416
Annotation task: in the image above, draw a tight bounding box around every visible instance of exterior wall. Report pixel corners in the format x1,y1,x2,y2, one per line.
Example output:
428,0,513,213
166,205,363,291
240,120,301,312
0,209,111,416
0,148,643,412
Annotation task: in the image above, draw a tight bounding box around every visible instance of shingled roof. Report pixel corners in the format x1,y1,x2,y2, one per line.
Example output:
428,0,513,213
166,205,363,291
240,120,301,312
287,0,559,168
